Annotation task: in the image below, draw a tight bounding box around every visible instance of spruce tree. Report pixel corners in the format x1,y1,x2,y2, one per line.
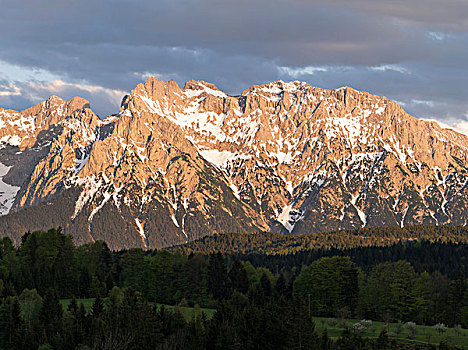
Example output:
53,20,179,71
228,260,249,294
208,252,229,300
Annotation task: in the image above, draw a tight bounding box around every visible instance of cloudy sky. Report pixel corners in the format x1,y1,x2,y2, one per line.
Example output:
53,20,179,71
1,0,467,133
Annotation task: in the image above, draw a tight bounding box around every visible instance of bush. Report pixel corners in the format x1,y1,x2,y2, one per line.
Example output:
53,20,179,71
352,319,373,335
433,323,447,334
404,322,417,339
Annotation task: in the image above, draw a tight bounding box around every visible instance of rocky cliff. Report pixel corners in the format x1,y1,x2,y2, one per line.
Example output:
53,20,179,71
0,78,466,249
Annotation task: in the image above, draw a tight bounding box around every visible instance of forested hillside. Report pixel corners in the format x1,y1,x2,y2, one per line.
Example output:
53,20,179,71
172,225,468,255
0,229,467,348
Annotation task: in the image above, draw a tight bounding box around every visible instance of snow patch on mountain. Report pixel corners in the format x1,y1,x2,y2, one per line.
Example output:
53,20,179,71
72,176,103,219
198,149,236,168
277,204,294,232
0,163,20,215
135,218,148,247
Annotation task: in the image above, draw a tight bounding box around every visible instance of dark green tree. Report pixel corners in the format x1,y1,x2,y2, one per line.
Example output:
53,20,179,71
260,272,272,298
274,273,287,296
294,256,359,316
228,260,249,294
0,297,24,349
208,252,229,300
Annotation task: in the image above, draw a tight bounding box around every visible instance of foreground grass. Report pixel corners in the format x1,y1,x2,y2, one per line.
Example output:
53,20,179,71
314,316,468,348
59,298,216,320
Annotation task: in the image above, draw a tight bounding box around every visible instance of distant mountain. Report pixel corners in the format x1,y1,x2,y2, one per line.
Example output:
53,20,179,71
0,77,467,249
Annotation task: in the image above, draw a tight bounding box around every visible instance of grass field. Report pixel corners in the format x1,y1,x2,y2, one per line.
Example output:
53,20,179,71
60,298,96,313
314,316,468,348
59,298,216,320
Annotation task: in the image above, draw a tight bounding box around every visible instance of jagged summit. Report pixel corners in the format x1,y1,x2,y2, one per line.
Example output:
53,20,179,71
184,79,224,93
0,77,467,249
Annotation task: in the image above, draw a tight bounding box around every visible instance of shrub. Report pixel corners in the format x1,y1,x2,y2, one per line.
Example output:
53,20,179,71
404,322,417,339
433,323,447,334
352,319,372,335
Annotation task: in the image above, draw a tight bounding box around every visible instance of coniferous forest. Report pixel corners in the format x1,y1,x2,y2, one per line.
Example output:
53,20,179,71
0,228,468,349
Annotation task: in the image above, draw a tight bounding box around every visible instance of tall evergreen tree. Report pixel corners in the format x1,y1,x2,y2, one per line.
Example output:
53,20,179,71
275,273,287,297
0,297,24,349
260,272,272,298
208,252,229,300
228,260,249,294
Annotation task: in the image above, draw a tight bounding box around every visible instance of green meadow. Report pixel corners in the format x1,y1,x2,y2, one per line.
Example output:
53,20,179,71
314,316,468,348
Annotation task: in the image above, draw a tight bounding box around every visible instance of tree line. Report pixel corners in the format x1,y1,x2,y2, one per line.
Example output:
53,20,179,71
173,225,468,255
233,240,468,280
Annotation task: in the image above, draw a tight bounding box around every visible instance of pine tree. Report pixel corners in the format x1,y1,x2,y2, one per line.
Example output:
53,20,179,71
208,253,229,300
91,296,104,319
260,272,272,298
228,260,249,294
39,291,63,327
275,273,287,296
0,297,24,348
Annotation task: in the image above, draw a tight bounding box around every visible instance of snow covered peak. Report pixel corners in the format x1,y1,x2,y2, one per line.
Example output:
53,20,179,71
183,80,227,98
243,80,310,96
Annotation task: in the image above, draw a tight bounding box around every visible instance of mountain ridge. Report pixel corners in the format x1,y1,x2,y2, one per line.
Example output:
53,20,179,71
0,77,467,249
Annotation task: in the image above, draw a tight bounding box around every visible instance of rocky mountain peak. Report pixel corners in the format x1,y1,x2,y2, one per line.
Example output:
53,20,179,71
66,96,91,112
0,77,467,249
132,77,181,102
44,95,65,105
0,96,96,150
184,79,224,94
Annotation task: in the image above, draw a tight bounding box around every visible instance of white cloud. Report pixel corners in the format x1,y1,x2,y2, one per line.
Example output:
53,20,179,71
0,59,59,82
451,120,468,136
393,100,407,106
422,118,468,137
0,82,21,96
278,65,328,78
24,79,125,107
427,31,446,41
411,99,435,107
422,118,451,129
370,64,411,74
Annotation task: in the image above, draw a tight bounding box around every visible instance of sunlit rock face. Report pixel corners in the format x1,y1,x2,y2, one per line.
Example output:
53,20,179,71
0,77,467,249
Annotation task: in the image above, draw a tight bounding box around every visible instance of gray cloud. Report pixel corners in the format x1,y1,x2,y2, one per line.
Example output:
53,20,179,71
0,0,467,125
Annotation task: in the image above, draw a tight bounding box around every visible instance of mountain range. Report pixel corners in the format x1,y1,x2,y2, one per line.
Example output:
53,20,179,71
0,77,467,249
